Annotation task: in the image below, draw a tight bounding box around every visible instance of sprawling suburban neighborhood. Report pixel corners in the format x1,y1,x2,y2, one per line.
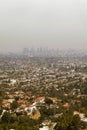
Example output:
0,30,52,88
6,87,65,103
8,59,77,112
0,51,87,130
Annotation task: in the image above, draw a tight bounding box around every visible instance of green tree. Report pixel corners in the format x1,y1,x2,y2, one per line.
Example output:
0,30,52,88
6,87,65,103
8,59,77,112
45,98,53,106
1,112,11,123
68,115,80,130
55,111,81,130
11,100,18,110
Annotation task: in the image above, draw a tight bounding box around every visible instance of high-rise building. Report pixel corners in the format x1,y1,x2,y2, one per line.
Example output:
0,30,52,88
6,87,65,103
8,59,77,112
22,48,29,55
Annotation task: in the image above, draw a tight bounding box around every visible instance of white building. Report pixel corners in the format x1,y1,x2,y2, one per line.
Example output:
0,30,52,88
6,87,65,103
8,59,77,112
39,126,49,130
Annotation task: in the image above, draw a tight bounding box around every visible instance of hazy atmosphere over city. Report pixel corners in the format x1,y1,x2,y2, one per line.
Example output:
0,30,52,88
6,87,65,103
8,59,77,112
1,1,87,130
0,0,87,53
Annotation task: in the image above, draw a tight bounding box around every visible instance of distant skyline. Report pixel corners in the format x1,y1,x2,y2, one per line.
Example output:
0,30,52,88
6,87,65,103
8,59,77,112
0,0,87,53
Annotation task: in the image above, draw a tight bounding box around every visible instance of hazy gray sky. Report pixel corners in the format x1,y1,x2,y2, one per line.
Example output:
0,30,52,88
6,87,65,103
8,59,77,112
0,0,87,53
